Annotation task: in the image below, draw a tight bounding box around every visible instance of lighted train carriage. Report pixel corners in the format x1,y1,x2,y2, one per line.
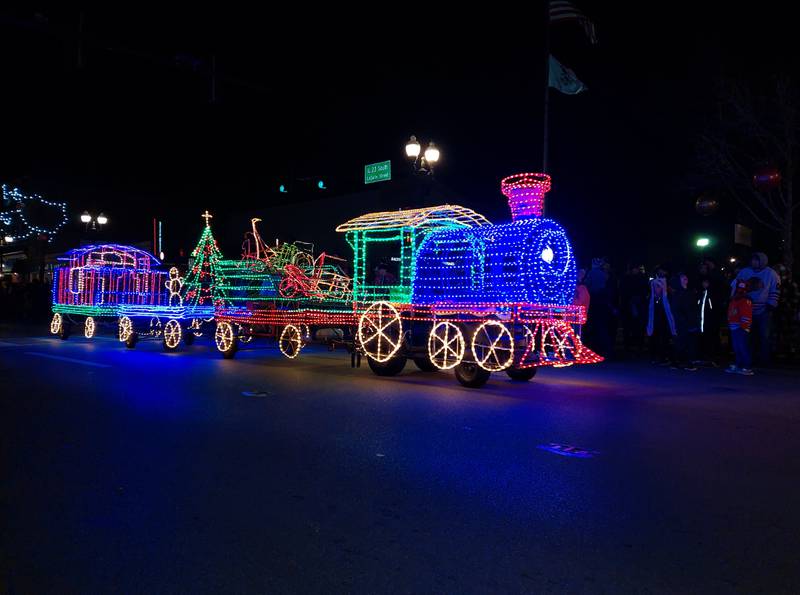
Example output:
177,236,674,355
213,218,356,357
214,173,601,388
50,244,168,340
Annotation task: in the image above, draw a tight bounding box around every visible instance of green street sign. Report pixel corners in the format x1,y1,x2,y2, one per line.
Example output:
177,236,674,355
364,160,391,184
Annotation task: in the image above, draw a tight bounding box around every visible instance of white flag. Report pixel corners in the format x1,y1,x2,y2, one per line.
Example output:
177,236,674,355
549,55,587,95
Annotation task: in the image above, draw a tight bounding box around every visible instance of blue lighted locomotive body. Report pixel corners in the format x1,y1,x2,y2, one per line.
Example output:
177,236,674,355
412,217,576,307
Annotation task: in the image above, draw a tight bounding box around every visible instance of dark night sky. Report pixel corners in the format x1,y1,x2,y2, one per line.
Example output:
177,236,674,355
1,5,796,269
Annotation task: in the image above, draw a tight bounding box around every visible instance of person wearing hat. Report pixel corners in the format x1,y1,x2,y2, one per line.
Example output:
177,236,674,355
726,279,754,375
733,252,780,365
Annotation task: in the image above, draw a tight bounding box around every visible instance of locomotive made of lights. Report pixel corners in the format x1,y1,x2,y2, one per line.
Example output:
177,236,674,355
213,173,601,388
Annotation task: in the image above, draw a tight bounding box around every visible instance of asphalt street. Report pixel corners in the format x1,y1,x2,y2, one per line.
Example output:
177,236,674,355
2,328,799,593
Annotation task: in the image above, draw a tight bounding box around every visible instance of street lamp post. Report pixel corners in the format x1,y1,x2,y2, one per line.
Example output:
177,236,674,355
0,235,13,279
81,211,109,232
405,135,441,176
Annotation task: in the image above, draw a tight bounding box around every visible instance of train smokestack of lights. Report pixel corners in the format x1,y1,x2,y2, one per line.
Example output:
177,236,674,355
501,172,551,221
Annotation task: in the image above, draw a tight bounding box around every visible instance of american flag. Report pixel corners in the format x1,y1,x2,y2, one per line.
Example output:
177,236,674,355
549,1,598,44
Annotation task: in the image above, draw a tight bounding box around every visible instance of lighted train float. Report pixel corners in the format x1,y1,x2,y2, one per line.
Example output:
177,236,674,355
50,214,221,350
213,173,602,387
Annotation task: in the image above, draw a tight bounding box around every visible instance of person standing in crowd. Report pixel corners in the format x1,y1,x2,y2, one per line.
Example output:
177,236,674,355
583,257,613,357
573,268,590,337
695,258,726,365
773,264,799,361
726,279,754,375
733,252,780,366
670,272,699,371
647,270,676,365
620,264,649,355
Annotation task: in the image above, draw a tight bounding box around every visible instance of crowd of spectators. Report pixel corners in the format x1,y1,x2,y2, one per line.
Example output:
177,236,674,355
576,252,799,373
0,275,52,324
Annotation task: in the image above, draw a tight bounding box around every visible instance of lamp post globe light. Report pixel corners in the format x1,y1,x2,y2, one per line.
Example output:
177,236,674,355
405,135,441,175
80,211,109,231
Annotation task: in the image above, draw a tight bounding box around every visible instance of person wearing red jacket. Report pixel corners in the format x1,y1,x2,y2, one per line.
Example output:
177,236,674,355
726,280,753,375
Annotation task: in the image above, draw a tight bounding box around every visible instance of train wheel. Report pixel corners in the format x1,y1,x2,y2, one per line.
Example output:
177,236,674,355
367,355,407,376
84,316,96,339
50,313,63,336
427,321,465,370
118,316,134,343
506,367,537,381
190,318,204,337
279,324,303,359
358,301,403,363
454,362,491,388
541,322,579,367
235,323,253,344
471,320,514,372
215,321,238,359
163,319,182,352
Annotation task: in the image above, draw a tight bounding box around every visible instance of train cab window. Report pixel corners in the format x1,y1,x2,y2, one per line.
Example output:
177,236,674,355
367,240,401,286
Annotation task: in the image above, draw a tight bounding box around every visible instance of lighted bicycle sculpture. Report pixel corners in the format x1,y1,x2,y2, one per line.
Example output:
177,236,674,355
214,173,601,387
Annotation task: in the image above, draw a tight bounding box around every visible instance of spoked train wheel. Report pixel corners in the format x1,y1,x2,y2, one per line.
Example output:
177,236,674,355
215,321,238,359
358,301,403,363
235,323,253,344
190,318,204,337
119,316,133,342
50,313,63,336
119,316,137,348
471,320,514,372
163,319,182,352
427,321,465,370
84,316,96,339
279,324,303,359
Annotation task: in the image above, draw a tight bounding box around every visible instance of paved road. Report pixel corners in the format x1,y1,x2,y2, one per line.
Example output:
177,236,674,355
2,328,799,593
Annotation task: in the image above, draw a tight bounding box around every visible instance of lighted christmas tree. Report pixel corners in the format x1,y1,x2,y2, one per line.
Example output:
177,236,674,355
183,211,227,311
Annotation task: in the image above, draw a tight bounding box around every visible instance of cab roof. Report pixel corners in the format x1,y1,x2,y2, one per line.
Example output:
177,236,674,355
335,204,490,233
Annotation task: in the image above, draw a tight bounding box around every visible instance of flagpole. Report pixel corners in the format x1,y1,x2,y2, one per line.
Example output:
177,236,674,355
542,0,551,174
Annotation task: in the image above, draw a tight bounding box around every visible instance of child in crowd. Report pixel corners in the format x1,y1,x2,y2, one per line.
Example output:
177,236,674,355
726,279,753,376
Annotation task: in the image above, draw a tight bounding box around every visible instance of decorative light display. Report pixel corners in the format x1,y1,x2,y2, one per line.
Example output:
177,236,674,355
52,244,168,318
1,184,69,242
356,301,403,363
50,312,63,335
337,204,490,304
278,324,304,358
162,319,182,350
166,268,184,306
213,176,601,375
471,320,514,371
412,175,575,307
412,218,576,307
500,173,551,220
182,211,227,314
427,320,465,369
84,316,96,339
